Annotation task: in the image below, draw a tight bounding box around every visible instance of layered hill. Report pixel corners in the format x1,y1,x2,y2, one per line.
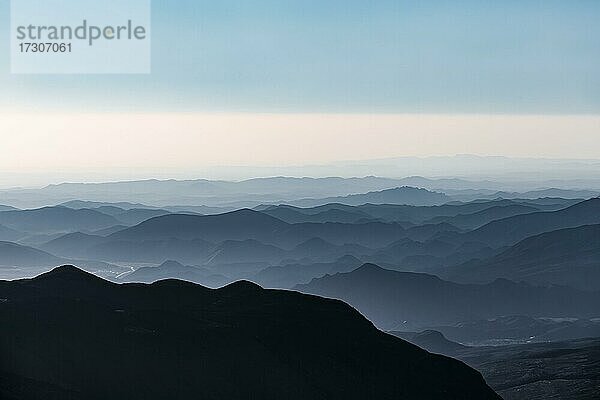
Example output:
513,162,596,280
462,198,600,247
444,224,600,290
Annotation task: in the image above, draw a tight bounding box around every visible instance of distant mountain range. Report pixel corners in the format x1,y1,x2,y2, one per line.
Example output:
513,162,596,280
0,266,499,400
2,171,598,209
296,264,600,330
289,186,452,207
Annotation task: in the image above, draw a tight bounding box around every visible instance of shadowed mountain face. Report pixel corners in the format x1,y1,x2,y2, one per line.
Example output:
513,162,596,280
444,224,600,290
296,264,600,331
0,266,499,400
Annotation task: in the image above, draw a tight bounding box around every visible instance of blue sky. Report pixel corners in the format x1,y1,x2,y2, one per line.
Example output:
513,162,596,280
1,0,599,113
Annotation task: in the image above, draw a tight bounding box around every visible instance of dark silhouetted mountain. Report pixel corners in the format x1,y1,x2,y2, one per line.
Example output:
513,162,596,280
424,204,540,229
110,209,288,243
462,198,600,247
0,206,120,234
390,330,467,355
291,186,452,207
120,260,230,288
252,255,364,288
444,224,600,290
0,241,63,268
0,265,499,400
296,264,600,330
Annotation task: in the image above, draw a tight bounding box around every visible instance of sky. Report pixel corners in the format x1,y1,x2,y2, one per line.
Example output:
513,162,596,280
0,1,599,185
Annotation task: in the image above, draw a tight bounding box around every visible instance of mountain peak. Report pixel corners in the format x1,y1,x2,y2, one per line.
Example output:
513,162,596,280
33,265,105,283
222,280,263,292
354,263,386,273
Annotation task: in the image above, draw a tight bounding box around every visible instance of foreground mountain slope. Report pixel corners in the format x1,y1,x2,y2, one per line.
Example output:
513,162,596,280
296,264,600,330
0,266,499,400
444,224,600,290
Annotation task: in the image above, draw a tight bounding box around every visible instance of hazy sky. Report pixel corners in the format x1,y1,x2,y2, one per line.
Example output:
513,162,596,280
0,1,599,185
0,112,599,187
